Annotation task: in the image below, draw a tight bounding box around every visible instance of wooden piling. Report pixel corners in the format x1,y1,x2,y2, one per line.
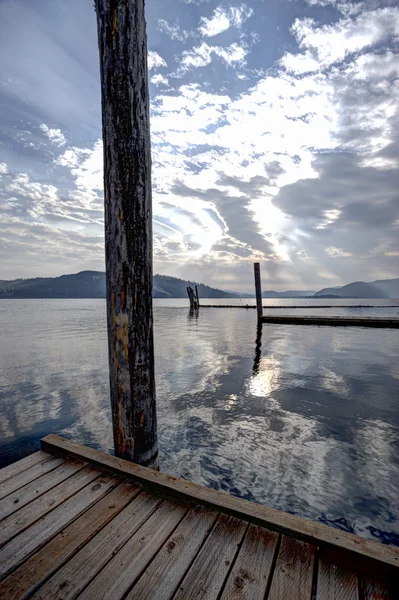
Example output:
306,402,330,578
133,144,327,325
254,263,263,320
95,0,158,468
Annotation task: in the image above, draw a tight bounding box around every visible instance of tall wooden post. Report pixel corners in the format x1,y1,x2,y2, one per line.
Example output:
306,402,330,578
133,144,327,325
254,262,263,321
95,0,158,468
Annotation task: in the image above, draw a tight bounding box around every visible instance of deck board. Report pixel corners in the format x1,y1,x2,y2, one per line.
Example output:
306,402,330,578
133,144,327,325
0,464,96,548
0,438,397,600
31,491,163,599
0,459,85,522
78,500,188,600
0,481,140,600
0,452,52,485
220,523,279,599
0,456,65,501
126,505,219,600
173,514,248,600
0,471,117,579
316,558,359,600
267,536,315,600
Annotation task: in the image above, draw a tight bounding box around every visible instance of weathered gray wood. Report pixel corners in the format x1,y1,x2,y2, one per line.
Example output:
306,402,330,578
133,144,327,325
0,452,52,485
317,558,359,599
253,262,263,320
173,514,247,600
0,465,97,549
41,435,399,572
268,536,315,600
220,524,279,599
32,491,163,599
0,456,64,501
0,481,140,600
94,0,158,468
360,576,394,599
0,471,118,578
126,505,219,600
78,500,188,600
260,315,399,328
0,459,84,522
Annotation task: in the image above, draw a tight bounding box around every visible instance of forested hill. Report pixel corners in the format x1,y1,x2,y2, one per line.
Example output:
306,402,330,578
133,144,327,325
0,271,236,299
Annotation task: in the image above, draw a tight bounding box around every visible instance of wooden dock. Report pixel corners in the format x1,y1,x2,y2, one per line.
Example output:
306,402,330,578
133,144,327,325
0,435,397,599
260,315,399,328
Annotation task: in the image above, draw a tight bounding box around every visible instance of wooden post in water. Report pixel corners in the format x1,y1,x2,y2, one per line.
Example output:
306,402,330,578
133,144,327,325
254,262,263,321
95,0,158,468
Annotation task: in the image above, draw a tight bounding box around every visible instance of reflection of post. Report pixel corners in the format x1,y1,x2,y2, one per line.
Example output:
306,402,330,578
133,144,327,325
253,323,263,374
254,262,263,320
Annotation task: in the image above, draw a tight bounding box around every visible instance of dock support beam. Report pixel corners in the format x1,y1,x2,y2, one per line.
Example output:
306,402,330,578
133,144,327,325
254,262,263,321
95,0,158,468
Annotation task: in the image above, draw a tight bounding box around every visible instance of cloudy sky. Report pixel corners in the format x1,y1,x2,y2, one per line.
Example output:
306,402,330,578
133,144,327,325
0,0,398,292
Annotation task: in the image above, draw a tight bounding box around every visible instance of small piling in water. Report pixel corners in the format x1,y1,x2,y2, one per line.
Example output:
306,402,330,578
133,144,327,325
187,285,199,310
254,262,263,321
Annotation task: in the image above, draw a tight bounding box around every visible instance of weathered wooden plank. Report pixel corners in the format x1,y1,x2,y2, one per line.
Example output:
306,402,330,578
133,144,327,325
0,456,65,501
126,505,219,600
0,452,52,485
220,524,279,599
173,514,247,600
0,480,140,600
268,536,315,600
95,0,158,469
316,558,359,599
0,459,85,522
78,501,188,600
41,435,399,571
360,576,394,599
0,471,118,580
31,491,164,599
0,464,97,548
260,316,399,328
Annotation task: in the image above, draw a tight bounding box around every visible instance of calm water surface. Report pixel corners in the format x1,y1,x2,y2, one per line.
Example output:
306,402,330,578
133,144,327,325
0,299,398,545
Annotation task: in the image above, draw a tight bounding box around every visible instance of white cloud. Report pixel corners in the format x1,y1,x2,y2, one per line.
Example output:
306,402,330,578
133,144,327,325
148,51,167,70
178,42,247,73
157,19,192,42
151,74,169,87
39,123,66,146
199,5,253,37
0,162,8,175
56,140,103,208
283,7,399,73
325,246,352,257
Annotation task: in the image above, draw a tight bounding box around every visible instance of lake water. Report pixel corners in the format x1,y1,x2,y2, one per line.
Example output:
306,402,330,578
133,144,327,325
0,298,398,546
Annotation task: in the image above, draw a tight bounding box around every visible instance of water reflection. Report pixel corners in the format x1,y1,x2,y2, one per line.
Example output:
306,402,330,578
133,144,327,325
0,299,398,546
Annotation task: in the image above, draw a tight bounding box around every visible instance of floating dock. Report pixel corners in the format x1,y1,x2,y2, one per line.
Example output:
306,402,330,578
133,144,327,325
0,435,397,599
259,316,399,328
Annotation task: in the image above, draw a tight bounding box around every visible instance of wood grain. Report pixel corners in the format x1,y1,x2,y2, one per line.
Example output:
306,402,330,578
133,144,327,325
78,501,188,600
126,505,219,600
173,514,247,600
32,491,164,599
268,536,315,600
0,470,116,578
0,452,51,485
0,459,84,522
41,435,399,571
0,457,64,501
0,481,140,600
0,465,97,548
360,575,394,600
317,558,359,600
220,524,279,599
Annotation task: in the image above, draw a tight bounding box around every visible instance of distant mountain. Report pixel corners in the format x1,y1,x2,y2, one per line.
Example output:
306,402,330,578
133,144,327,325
315,280,393,299
372,278,399,299
0,271,236,299
262,290,316,298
